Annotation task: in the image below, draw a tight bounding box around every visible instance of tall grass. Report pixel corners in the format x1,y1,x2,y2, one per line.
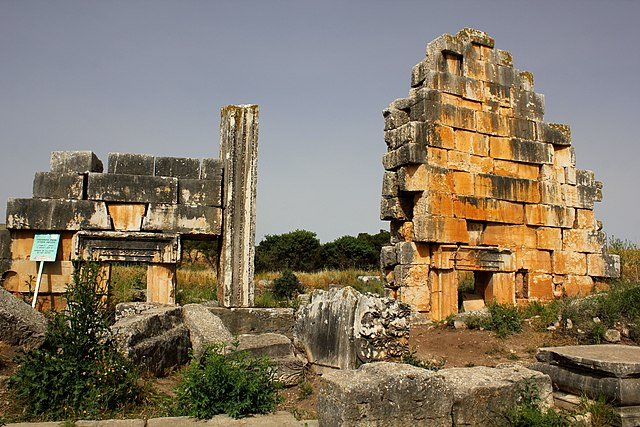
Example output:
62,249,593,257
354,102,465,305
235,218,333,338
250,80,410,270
256,268,382,293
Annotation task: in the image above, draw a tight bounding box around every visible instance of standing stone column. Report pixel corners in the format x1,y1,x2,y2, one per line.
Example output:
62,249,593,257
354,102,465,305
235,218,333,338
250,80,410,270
218,105,259,307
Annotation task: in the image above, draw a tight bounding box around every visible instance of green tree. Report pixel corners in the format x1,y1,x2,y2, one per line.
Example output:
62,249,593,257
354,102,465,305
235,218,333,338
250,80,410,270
321,235,379,270
254,230,322,272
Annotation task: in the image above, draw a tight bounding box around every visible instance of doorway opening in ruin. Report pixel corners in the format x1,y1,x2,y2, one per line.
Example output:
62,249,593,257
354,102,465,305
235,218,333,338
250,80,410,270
457,270,494,312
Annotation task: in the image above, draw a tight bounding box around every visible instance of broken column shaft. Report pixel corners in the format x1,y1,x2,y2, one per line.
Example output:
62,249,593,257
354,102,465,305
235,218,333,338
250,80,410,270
218,104,259,307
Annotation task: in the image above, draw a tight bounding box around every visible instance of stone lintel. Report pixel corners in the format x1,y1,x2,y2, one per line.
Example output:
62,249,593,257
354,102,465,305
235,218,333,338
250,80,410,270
73,231,180,263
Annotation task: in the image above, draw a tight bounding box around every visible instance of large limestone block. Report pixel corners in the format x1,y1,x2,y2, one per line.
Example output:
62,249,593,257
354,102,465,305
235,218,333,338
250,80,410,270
294,287,360,370
481,224,537,248
587,253,620,278
142,204,222,235
6,198,111,230
111,304,191,376
33,171,85,199
524,204,575,228
237,333,307,386
537,345,640,378
200,158,223,180
413,214,469,244
453,196,524,224
50,150,103,173
3,260,73,294
155,156,201,179
182,303,233,359
107,152,155,175
87,173,178,204
436,364,554,426
0,286,47,349
552,251,587,275
178,178,222,207
207,307,296,339
478,174,540,204
318,362,453,427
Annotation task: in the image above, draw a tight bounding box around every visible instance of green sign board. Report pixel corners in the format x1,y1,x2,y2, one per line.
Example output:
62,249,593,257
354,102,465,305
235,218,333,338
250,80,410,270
30,234,61,262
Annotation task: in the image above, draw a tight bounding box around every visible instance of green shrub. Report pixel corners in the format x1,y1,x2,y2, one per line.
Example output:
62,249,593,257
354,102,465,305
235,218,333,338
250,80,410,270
579,395,618,427
272,270,304,300
9,261,142,421
503,380,570,426
175,343,281,419
487,302,523,338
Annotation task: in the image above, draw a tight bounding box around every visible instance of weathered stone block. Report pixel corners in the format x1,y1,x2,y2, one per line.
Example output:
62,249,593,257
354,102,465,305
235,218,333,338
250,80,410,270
384,121,426,150
481,224,537,248
413,215,469,244
540,181,564,205
3,260,74,294
516,249,552,272
107,203,146,232
0,285,47,349
436,365,554,427
427,146,449,168
552,251,587,275
87,173,178,204
536,227,563,251
534,345,640,406
490,137,553,165
510,117,537,140
563,229,604,253
485,271,516,304
200,158,223,180
142,204,221,235
382,143,427,170
452,170,475,196
576,169,595,187
73,231,180,263
415,192,455,217
381,171,398,197
397,164,452,193
6,198,111,230
380,196,412,221
178,178,222,207
481,174,540,203
477,110,509,136
525,204,575,228
154,156,200,179
33,171,85,199
182,304,233,359
383,106,410,131
207,307,295,339
528,273,555,300
379,245,397,268
512,89,545,120
397,284,431,312
554,146,576,167
563,275,595,296
453,196,524,224
107,152,155,175
111,305,190,377
587,253,621,278
318,362,453,427
537,122,571,146
50,151,103,173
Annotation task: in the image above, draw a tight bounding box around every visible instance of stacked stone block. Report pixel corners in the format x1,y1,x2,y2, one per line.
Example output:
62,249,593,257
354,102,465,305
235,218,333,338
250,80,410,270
1,151,223,309
380,29,619,320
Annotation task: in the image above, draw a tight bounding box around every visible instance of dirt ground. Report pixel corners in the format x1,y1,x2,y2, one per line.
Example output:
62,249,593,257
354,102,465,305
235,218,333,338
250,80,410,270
0,323,587,422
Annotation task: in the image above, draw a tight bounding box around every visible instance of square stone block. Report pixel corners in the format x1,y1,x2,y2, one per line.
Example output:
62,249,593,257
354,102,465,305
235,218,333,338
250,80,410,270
50,151,103,173
108,153,155,175
155,156,201,179
33,171,85,200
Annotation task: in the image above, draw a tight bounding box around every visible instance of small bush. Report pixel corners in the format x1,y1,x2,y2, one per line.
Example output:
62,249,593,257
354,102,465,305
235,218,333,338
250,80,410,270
579,395,618,427
174,343,281,419
9,261,142,421
503,380,570,426
487,302,523,338
272,270,304,300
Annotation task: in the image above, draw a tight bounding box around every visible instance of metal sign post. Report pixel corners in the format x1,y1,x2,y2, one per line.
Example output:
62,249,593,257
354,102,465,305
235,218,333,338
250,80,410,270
30,234,60,308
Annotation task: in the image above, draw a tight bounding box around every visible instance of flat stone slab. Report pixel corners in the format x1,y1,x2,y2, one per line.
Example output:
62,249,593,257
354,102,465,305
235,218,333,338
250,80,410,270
536,345,640,378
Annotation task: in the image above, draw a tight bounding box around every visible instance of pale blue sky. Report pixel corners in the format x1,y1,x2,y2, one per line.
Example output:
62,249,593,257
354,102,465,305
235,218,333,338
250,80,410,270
1,0,639,243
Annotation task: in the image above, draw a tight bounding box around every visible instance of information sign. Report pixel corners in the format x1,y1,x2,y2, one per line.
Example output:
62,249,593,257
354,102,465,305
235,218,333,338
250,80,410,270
30,234,60,262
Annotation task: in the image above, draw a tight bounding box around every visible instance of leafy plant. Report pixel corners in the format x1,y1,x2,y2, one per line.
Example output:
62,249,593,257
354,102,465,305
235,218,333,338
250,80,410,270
272,270,304,300
487,302,523,338
174,342,281,419
579,395,618,427
8,261,142,421
297,379,313,401
503,380,570,426
401,347,445,371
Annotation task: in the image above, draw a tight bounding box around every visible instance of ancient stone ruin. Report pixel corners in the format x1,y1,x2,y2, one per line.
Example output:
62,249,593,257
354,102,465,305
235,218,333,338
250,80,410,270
380,28,620,320
0,104,258,310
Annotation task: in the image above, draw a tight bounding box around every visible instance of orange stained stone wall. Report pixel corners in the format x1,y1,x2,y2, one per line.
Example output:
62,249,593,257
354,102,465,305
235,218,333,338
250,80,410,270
380,28,620,320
